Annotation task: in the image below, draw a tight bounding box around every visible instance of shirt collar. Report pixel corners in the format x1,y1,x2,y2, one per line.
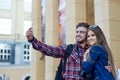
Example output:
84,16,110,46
76,43,88,49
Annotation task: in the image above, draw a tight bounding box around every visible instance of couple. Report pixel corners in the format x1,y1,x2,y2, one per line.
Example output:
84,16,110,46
26,22,116,80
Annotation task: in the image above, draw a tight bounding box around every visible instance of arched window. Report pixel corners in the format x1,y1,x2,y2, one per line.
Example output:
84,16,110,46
24,76,30,80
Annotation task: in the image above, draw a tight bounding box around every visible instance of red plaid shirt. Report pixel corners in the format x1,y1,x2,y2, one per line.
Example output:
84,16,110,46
29,37,88,80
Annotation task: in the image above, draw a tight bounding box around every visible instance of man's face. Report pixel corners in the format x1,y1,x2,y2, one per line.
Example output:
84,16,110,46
76,26,87,44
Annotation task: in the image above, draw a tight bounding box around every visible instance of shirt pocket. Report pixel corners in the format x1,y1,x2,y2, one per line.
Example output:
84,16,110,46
67,52,80,63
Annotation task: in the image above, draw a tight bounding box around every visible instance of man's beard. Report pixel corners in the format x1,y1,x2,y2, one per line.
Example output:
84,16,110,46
76,38,86,44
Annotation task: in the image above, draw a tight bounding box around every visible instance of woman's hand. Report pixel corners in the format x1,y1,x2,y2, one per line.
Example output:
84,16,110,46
83,48,90,61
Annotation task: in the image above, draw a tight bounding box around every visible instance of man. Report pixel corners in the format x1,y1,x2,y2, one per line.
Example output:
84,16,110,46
26,22,109,80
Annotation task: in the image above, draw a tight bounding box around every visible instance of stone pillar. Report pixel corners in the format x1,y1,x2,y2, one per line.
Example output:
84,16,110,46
94,0,120,68
108,0,120,68
45,0,59,80
32,0,45,80
66,0,87,43
14,0,24,41
86,0,95,25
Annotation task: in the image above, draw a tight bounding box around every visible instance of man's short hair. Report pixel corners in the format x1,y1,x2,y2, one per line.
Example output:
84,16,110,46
76,22,90,29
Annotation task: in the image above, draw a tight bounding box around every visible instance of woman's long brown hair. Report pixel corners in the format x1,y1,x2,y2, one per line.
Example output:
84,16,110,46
88,25,116,79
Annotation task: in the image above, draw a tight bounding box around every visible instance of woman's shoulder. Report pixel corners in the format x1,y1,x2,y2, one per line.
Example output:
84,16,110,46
89,45,107,60
91,45,105,52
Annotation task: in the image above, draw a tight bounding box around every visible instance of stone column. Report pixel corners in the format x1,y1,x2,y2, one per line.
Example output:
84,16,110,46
32,0,45,80
86,0,95,25
94,0,120,68
45,0,59,80
66,0,87,43
14,0,24,41
108,0,120,68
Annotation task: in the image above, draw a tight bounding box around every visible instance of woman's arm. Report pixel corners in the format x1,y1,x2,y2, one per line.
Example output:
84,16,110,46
82,45,104,73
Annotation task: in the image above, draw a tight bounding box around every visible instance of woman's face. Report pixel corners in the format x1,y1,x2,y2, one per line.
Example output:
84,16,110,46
87,30,97,46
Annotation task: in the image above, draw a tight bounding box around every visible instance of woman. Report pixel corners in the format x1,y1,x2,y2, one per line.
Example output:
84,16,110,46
82,25,116,80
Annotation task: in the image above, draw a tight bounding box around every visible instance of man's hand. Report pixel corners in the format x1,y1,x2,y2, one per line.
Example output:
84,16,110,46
105,66,111,72
26,27,34,40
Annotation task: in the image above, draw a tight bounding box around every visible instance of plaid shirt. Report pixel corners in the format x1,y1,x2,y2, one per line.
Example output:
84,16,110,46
29,37,88,80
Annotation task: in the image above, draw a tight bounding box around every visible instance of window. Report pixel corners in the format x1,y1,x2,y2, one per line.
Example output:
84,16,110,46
24,76,30,80
0,44,11,61
24,0,32,12
23,44,31,61
0,75,4,80
23,20,32,36
0,18,12,35
0,0,12,10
